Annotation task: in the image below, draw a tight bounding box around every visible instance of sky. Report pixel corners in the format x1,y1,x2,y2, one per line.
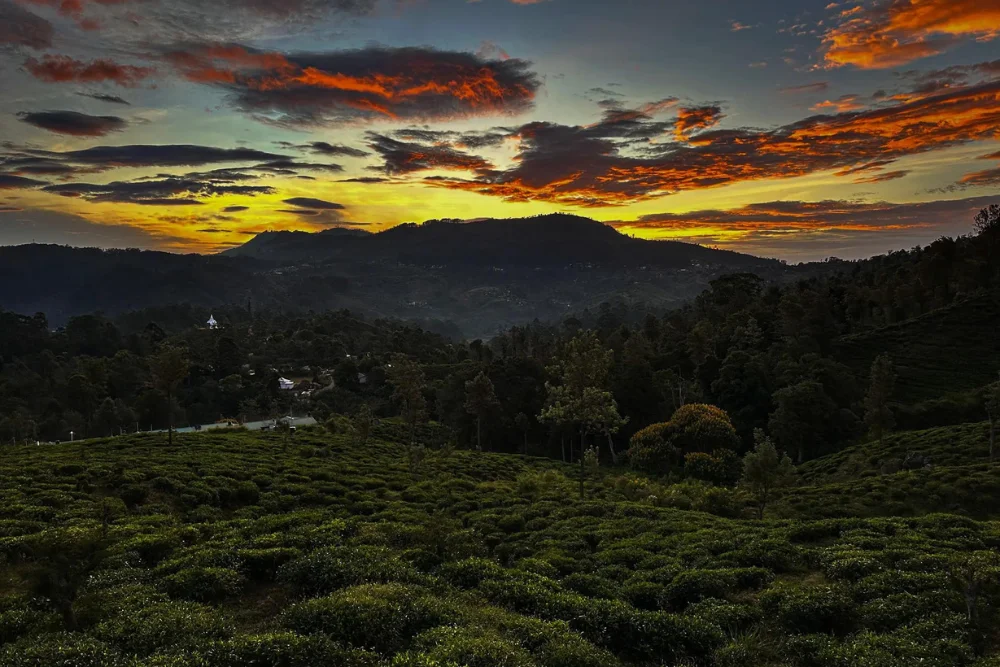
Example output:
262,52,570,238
0,0,998,261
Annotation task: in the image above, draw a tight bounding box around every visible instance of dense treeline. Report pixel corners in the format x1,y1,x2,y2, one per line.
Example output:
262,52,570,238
2,207,998,468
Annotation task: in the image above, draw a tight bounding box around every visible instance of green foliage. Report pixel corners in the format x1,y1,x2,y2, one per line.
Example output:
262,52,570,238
628,404,739,474
282,583,457,654
684,448,742,486
0,421,997,665
740,429,795,519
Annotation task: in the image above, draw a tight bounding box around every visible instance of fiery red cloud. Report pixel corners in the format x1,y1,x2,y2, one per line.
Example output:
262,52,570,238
24,55,154,86
419,78,1000,206
673,105,724,140
822,0,1000,69
166,45,540,126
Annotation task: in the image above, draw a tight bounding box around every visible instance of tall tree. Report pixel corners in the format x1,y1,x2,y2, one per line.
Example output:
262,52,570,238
741,429,795,519
353,403,375,448
864,354,896,442
538,332,623,463
768,380,837,463
464,371,499,451
515,412,530,455
387,354,426,446
150,346,189,447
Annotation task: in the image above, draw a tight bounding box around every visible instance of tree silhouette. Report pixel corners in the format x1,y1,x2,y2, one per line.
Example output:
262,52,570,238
464,371,499,451
150,346,189,447
864,354,896,442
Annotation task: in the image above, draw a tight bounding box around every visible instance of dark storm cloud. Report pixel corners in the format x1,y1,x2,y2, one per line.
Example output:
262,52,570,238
75,92,131,105
0,0,53,50
17,110,128,137
252,159,343,173
0,174,47,189
281,197,344,210
54,144,288,168
42,177,274,204
301,141,369,157
366,133,493,175
167,45,541,127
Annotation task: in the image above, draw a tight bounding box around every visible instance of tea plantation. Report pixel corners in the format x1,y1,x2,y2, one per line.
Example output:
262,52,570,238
1,425,999,667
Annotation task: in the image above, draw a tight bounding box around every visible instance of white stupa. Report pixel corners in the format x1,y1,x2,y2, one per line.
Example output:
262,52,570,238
207,314,218,329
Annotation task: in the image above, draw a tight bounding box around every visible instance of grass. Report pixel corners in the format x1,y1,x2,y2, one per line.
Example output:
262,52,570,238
0,427,999,666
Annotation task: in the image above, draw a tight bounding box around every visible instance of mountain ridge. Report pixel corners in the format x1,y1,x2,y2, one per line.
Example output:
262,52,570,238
222,214,781,269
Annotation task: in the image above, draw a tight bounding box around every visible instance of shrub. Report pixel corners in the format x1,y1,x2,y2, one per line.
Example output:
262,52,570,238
412,626,535,667
163,567,244,603
94,600,232,655
197,632,379,667
277,546,419,597
438,558,506,589
664,568,774,610
684,449,742,487
0,633,124,667
281,583,457,654
759,583,856,635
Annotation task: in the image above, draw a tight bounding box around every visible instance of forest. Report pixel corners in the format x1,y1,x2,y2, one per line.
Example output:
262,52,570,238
0,206,998,666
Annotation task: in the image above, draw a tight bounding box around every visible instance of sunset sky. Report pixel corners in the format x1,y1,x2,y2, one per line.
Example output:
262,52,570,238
0,0,998,260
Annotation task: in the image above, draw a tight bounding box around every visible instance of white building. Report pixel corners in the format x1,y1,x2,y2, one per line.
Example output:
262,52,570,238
207,314,218,329
278,377,295,390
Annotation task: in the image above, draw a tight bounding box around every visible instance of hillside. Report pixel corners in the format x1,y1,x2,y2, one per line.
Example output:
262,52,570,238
833,291,1000,403
773,422,1000,519
0,216,796,337
1,427,1000,666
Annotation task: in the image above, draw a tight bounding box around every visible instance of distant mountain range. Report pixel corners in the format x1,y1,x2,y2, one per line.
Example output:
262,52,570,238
223,215,775,269
0,214,808,337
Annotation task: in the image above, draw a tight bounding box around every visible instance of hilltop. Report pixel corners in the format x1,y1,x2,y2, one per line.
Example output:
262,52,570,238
224,214,778,269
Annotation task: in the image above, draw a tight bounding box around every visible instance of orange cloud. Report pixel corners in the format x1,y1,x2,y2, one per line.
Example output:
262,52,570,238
24,55,154,86
167,44,540,126
822,0,1000,69
811,94,864,112
419,79,1000,206
674,105,724,140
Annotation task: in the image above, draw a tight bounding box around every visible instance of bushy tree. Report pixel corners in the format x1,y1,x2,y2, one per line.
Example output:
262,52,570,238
628,404,739,474
741,429,795,519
